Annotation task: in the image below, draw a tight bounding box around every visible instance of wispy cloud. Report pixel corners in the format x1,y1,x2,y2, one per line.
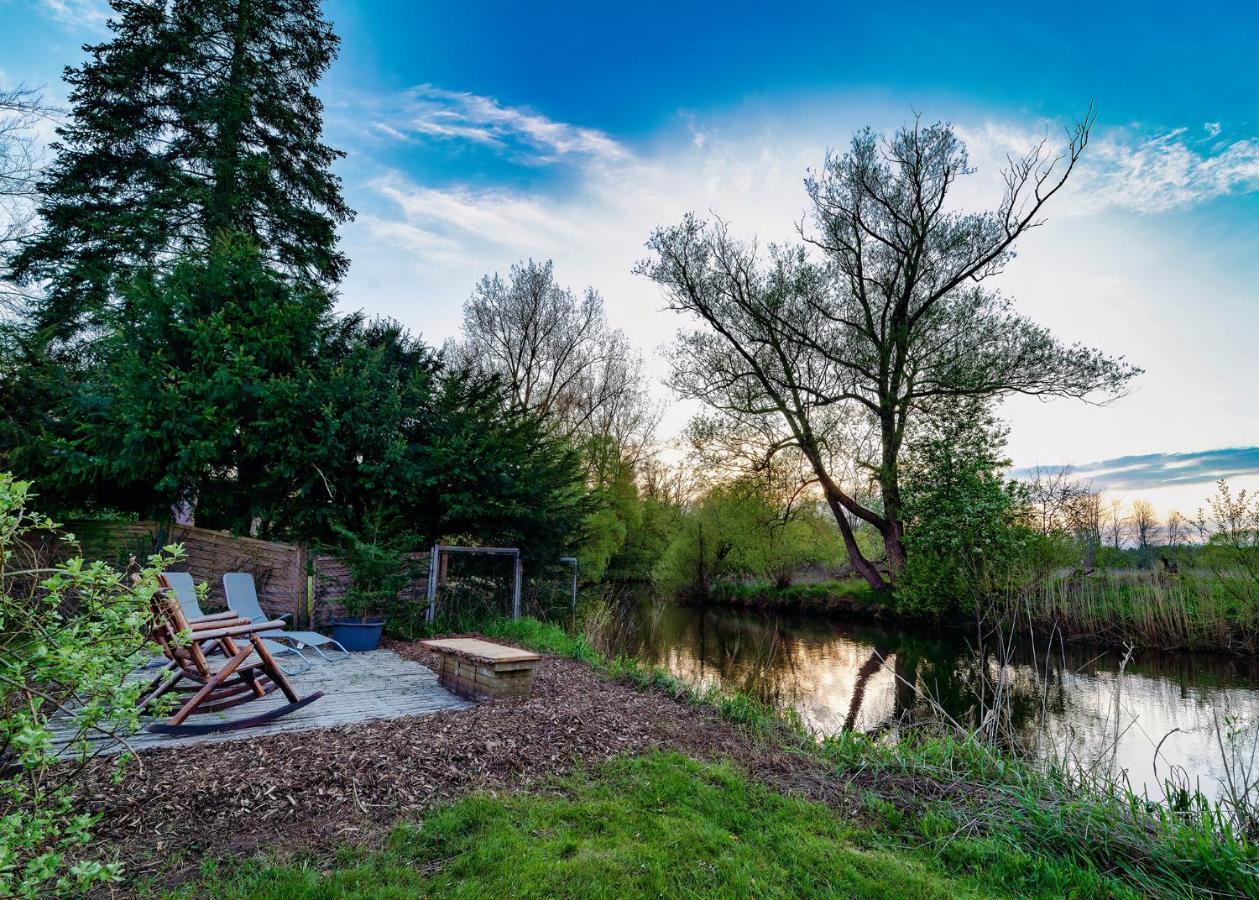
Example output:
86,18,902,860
1013,447,1259,491
34,0,110,30
362,85,628,167
1082,129,1259,213
964,119,1259,214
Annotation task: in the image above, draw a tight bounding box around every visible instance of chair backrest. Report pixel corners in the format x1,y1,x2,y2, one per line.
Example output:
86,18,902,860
163,571,205,620
224,572,268,623
154,573,211,675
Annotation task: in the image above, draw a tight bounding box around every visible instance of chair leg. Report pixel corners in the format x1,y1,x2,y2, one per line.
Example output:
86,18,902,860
250,635,300,703
275,645,313,675
311,640,352,662
168,644,253,726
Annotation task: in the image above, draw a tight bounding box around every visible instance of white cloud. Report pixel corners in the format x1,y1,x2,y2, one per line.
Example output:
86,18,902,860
959,119,1259,214
339,94,1259,471
361,85,628,167
34,0,110,29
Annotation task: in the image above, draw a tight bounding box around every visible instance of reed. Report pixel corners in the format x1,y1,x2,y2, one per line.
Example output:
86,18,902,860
1015,571,1259,654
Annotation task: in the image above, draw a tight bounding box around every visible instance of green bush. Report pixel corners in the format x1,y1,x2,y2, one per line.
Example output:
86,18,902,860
896,404,1070,617
331,515,423,625
654,477,839,598
0,474,174,897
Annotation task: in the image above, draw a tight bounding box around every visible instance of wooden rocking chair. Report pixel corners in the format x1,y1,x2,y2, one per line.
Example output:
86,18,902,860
138,574,323,735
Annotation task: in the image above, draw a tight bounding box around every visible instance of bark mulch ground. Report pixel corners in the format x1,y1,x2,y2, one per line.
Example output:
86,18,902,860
75,638,860,891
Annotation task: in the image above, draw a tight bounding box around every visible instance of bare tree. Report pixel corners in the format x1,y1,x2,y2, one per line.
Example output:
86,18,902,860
1101,496,1129,551
1023,465,1092,534
1129,500,1161,559
1,85,54,316
1165,510,1188,552
1066,485,1104,568
638,114,1140,590
452,258,659,462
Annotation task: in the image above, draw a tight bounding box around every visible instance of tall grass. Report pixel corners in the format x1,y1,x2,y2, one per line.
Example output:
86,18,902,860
1017,571,1259,654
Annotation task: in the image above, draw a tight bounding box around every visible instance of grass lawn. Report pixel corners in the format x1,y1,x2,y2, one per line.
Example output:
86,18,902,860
177,752,1126,899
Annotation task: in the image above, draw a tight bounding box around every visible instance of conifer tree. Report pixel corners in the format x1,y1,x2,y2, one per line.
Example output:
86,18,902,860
10,0,353,343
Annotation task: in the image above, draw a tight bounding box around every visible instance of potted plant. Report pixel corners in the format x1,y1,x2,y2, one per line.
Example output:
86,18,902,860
329,519,418,652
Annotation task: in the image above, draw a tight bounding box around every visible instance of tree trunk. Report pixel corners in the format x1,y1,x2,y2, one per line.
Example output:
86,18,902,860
879,410,907,576
819,486,886,591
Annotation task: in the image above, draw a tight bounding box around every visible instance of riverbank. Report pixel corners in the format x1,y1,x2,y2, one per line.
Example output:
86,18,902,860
708,577,885,616
703,570,1259,656
1023,570,1259,655
84,619,1256,898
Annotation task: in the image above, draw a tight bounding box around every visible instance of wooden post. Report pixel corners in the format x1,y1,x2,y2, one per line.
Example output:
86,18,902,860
295,547,308,626
511,554,522,620
425,546,440,624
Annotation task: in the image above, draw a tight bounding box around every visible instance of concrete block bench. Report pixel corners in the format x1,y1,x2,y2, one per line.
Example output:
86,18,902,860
420,638,541,700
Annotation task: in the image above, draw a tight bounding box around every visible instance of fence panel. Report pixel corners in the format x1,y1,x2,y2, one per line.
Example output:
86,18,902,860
66,520,308,623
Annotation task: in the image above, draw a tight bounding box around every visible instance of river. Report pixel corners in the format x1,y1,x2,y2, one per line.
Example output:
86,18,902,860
594,591,1259,802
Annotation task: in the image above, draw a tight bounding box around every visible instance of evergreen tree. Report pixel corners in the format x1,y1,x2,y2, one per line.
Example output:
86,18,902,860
10,0,352,343
61,234,332,527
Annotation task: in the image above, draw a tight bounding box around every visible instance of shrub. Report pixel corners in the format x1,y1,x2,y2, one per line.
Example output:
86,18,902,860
0,474,174,896
897,403,1070,617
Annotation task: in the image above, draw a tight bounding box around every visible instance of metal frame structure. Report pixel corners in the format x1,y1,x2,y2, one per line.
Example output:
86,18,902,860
425,545,522,623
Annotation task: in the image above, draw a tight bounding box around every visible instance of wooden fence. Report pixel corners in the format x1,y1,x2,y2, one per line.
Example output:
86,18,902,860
67,520,309,623
63,521,442,626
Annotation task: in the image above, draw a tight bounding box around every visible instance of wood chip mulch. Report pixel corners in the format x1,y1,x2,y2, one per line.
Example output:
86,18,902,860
73,638,860,891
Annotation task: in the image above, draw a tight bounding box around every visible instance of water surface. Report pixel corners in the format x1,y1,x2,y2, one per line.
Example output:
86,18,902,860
597,593,1259,801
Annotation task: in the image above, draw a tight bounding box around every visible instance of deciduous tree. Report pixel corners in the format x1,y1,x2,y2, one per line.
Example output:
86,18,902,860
452,258,658,462
639,116,1140,590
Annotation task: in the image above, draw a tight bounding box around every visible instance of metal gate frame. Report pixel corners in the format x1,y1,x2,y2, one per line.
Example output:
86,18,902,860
424,544,522,623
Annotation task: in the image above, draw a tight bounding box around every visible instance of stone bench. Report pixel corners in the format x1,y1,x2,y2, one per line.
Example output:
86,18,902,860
420,638,541,700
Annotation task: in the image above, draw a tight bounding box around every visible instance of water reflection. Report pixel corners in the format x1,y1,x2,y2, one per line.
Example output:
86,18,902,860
598,593,1259,800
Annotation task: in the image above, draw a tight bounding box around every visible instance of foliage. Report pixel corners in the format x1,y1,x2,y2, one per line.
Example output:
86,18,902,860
575,437,640,582
653,477,837,599
330,515,422,623
605,495,682,582
0,474,173,897
20,235,332,528
1,237,588,560
896,404,1066,618
1197,480,1259,608
1022,570,1259,654
401,366,589,563
820,730,1258,899
10,0,352,344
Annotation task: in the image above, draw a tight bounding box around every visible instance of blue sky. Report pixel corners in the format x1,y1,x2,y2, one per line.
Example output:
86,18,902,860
4,0,1259,513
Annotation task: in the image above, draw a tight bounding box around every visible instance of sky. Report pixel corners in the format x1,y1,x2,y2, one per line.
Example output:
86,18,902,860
4,0,1259,516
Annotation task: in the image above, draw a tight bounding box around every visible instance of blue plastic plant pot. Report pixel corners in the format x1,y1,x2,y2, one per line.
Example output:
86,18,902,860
330,618,385,652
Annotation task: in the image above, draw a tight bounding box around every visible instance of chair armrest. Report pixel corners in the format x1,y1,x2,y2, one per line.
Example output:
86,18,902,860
184,618,289,641
188,615,252,631
251,612,292,623
186,611,240,625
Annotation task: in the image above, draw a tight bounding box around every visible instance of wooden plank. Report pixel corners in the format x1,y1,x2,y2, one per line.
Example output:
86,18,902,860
421,638,541,665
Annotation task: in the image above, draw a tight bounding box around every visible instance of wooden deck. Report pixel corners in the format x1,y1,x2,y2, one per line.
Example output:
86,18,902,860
49,649,470,754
